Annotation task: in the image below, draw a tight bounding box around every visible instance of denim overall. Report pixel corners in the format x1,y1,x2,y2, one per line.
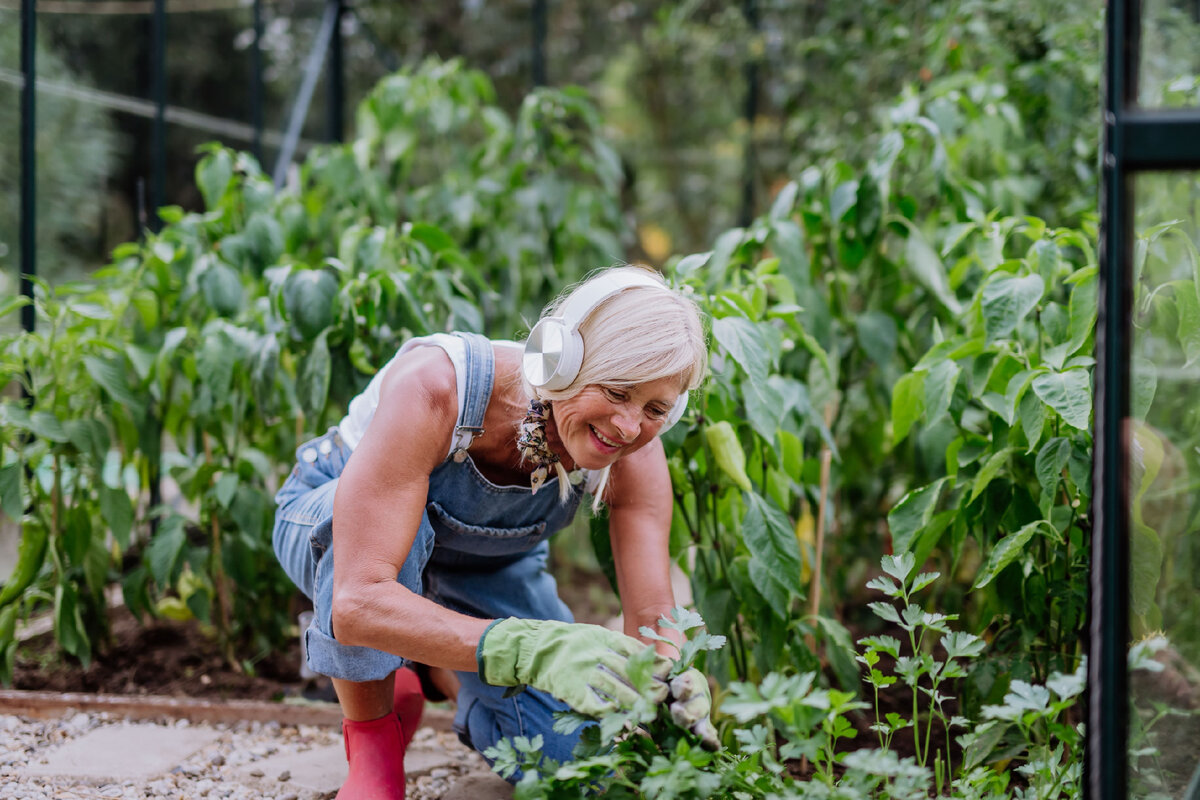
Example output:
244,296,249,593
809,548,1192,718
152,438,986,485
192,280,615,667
272,332,587,764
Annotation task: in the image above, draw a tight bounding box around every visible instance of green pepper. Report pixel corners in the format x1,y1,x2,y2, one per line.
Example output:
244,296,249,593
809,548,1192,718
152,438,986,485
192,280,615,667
0,522,48,608
704,421,752,492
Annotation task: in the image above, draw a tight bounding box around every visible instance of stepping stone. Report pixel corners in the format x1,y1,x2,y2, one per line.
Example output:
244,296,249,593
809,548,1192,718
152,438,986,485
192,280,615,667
21,722,220,782
442,772,514,800
235,741,462,795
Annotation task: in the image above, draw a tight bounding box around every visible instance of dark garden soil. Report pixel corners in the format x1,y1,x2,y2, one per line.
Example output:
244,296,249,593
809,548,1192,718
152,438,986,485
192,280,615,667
12,603,310,703
11,567,621,704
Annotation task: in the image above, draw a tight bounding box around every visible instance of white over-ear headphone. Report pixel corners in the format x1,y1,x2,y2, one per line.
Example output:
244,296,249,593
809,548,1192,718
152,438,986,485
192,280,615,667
523,271,689,432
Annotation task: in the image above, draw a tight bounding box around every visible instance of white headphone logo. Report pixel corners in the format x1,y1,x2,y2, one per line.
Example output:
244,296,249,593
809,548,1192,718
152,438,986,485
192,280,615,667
522,271,689,432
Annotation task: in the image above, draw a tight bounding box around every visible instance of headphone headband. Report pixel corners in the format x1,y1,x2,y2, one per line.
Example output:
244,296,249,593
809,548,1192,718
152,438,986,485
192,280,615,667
554,270,666,330
522,269,689,432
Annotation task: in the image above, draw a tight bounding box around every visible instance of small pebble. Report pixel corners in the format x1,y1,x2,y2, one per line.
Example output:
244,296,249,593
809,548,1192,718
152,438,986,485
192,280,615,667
277,770,291,782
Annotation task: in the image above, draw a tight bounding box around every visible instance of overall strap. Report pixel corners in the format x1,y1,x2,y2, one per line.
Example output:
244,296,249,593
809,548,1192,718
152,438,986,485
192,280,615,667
450,332,494,461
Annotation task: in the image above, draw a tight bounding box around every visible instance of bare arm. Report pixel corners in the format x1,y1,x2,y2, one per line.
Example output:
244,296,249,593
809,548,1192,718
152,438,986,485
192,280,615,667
329,347,491,672
606,439,685,657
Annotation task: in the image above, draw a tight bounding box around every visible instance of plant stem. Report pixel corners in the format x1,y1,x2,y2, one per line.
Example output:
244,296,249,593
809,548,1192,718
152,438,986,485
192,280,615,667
202,432,238,673
807,400,837,652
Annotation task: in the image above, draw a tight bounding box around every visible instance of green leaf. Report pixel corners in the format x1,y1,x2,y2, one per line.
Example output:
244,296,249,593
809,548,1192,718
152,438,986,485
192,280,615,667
1031,369,1092,430
284,269,339,341
54,582,91,663
84,355,146,415
891,371,925,445
1130,522,1163,617
712,317,771,384
742,494,802,598
856,312,897,367
981,273,1045,341
923,360,960,424
99,487,134,551
29,411,69,443
0,463,22,521
200,261,244,317
298,331,332,421
887,480,945,555
1131,357,1157,420
1036,438,1071,498
748,556,794,620
769,220,809,288
898,220,962,314
1175,281,1200,366
970,447,1018,503
146,515,186,588
1019,390,1046,452
973,520,1054,589
196,148,234,210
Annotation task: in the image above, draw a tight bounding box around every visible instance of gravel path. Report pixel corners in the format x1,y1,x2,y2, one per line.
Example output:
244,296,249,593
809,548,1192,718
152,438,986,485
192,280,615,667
0,712,509,799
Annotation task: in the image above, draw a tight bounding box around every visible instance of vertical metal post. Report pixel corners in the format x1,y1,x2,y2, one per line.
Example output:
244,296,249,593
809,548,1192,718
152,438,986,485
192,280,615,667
149,0,166,231
739,0,760,227
532,0,547,87
326,0,344,142
251,0,264,163
1090,1,1137,799
273,0,338,187
19,0,36,336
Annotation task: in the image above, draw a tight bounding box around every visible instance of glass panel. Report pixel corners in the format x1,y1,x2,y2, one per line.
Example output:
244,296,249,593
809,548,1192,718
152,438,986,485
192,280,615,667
1128,172,1200,798
1138,0,1200,108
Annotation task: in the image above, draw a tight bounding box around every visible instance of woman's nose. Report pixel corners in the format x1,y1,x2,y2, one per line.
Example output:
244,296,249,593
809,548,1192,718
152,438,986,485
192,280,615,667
612,407,640,440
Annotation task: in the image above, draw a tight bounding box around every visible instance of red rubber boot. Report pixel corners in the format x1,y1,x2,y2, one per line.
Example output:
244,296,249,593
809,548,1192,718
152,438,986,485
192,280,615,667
337,713,406,799
392,666,426,750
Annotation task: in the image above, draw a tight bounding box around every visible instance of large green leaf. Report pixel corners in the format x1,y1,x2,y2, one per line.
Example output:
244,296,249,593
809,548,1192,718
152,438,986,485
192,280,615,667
891,371,925,445
970,447,1018,503
923,360,960,424
284,269,339,341
196,148,233,210
1129,522,1163,617
0,463,20,521
712,317,772,385
981,273,1044,341
146,515,187,588
1031,369,1091,430
84,355,146,415
100,486,134,551
898,221,962,315
1035,438,1071,497
742,494,802,598
973,520,1054,589
298,330,333,422
887,478,946,555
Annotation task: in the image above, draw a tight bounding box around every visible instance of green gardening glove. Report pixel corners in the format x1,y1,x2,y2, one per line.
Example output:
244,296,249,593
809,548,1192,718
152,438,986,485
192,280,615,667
477,618,671,717
669,668,720,751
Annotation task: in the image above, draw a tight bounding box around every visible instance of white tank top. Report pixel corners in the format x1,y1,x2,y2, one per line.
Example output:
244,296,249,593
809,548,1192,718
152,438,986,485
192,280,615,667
337,333,522,456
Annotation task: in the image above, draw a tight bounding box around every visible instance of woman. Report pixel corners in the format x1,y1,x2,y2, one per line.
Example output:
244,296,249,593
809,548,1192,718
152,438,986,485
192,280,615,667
272,266,715,799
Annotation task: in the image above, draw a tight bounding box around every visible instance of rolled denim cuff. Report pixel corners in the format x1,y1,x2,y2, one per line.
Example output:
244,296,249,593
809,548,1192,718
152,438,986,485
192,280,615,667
303,622,408,683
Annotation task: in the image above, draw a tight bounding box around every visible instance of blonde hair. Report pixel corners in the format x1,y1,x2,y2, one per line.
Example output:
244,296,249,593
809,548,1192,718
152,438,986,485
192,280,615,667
524,265,707,508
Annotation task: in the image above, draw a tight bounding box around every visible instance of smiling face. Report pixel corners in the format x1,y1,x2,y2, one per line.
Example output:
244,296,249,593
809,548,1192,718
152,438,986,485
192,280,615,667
546,376,682,470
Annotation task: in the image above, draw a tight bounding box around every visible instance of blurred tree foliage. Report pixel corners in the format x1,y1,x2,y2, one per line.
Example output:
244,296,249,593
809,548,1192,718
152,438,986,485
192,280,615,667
8,0,1112,284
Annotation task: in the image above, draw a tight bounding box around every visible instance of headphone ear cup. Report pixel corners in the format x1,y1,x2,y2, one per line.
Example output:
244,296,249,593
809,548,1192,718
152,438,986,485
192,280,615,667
658,391,689,435
523,319,586,390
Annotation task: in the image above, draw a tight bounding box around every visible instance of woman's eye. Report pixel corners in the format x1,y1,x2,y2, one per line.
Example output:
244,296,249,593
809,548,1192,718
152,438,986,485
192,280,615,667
647,406,668,420
603,387,628,403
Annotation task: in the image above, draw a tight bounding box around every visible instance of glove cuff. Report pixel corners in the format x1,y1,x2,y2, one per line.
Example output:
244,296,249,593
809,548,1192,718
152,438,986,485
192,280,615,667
475,617,510,684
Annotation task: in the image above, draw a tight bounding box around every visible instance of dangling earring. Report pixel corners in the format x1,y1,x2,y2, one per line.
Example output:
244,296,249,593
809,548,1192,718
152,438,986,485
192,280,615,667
517,398,560,494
